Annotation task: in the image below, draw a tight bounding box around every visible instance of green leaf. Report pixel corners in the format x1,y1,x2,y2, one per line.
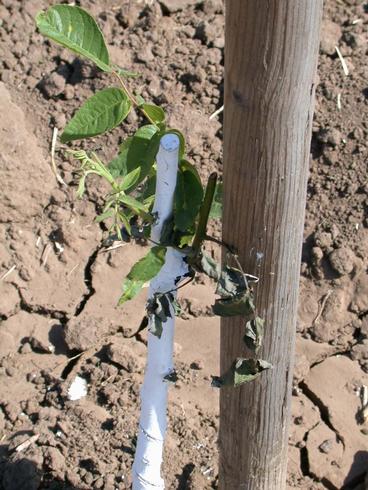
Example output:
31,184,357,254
119,278,144,305
108,137,131,178
111,126,159,189
216,358,272,387
213,290,255,317
120,167,141,192
126,125,160,184
112,65,139,78
209,181,222,219
174,160,203,232
119,246,166,305
61,88,131,143
142,104,165,125
244,317,264,353
135,94,145,106
36,5,111,72
77,175,86,198
95,210,113,223
118,193,148,212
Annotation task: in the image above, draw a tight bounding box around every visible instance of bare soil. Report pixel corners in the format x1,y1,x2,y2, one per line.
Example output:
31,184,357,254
0,1,367,489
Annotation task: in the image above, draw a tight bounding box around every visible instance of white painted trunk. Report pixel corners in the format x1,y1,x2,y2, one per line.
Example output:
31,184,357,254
132,134,188,489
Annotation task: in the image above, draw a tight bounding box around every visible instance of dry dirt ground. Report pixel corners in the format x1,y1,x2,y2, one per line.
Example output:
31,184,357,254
0,1,368,489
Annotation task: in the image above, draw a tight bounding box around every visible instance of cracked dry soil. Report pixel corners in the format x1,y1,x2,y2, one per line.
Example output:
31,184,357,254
0,0,368,489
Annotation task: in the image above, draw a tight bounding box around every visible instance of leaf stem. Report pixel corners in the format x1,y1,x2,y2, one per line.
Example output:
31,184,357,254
112,70,156,126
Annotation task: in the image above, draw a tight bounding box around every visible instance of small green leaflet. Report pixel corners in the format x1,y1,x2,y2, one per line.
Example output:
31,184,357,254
118,193,148,213
119,167,141,192
141,104,165,126
77,174,87,198
95,210,113,223
174,160,203,232
209,181,223,219
36,5,111,72
146,292,174,338
61,88,131,142
244,317,264,353
213,358,272,387
119,246,166,305
112,64,139,78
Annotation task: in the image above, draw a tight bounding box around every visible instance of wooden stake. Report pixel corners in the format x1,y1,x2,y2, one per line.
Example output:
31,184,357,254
220,2,323,488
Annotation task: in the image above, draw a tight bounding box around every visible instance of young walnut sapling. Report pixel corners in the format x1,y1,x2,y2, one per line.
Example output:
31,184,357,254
35,5,271,489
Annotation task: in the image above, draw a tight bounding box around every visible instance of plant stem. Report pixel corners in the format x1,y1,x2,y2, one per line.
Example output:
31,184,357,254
112,70,156,126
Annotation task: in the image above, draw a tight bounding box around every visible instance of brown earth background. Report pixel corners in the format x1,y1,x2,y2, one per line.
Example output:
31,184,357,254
0,0,368,489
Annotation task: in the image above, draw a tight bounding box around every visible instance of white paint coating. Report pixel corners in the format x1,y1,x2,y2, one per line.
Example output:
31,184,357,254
132,134,188,490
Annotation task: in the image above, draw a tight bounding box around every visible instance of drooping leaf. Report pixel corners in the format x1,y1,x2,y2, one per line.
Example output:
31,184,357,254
244,317,264,352
216,265,247,298
174,160,203,232
213,290,255,317
119,246,166,305
36,5,111,72
216,358,272,387
146,292,174,338
61,88,131,142
142,104,165,126
213,263,255,317
209,181,223,219
195,252,221,280
163,370,178,384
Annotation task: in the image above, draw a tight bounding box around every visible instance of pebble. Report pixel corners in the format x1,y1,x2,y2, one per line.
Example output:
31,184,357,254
20,342,32,354
5,366,16,377
319,439,333,454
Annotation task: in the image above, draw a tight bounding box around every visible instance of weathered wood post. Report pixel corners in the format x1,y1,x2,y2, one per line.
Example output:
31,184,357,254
220,1,323,489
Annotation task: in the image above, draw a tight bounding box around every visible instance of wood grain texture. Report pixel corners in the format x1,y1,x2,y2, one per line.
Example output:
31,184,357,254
220,1,323,489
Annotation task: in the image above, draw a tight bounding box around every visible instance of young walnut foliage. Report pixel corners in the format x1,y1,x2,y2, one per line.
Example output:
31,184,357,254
35,4,271,386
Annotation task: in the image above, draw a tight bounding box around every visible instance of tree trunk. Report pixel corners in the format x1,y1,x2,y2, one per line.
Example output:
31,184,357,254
220,1,323,489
